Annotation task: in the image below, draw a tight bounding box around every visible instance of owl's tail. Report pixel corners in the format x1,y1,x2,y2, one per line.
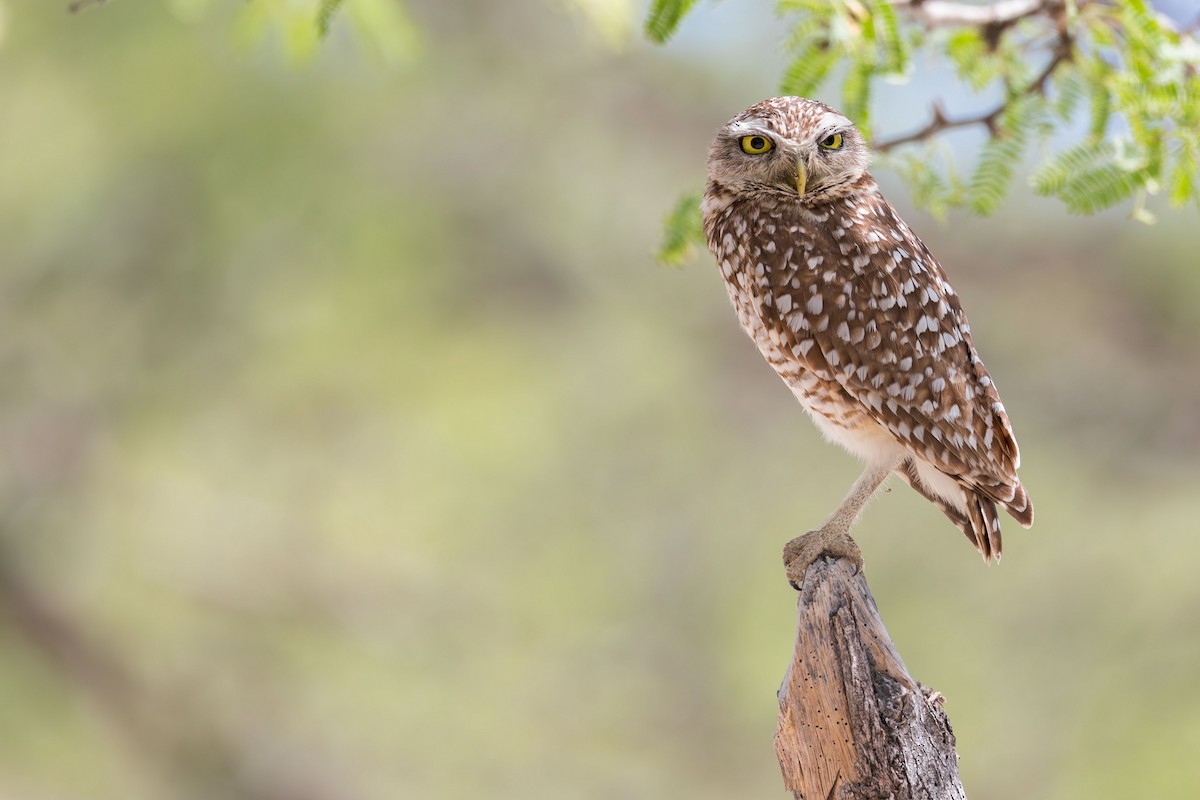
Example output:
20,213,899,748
1002,482,1034,528
897,461,1032,563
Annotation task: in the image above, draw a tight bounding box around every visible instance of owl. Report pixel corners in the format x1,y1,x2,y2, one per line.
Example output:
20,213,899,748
702,97,1032,581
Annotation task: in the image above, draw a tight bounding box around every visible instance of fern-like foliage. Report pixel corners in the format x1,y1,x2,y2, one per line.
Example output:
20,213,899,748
316,0,345,38
885,146,964,220
781,47,839,99
644,0,700,44
656,191,706,266
967,96,1044,215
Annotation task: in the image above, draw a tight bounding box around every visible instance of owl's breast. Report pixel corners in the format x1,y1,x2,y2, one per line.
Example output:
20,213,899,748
707,201,880,440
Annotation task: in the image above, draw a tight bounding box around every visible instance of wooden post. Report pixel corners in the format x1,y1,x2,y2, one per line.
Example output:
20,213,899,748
774,556,966,800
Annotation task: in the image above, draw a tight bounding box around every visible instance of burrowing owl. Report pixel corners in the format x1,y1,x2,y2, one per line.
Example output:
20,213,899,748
702,97,1032,581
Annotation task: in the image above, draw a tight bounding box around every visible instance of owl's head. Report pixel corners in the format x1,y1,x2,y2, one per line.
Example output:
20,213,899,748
706,97,871,205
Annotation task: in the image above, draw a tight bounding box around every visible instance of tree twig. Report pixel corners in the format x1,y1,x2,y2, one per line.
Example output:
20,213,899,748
875,104,1003,153
891,0,1051,28
874,31,1073,153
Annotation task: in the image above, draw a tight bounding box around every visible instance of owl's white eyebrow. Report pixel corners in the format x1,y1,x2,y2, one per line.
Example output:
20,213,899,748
817,110,850,127
728,121,774,137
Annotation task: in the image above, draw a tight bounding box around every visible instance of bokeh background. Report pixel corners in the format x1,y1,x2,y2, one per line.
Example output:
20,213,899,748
2,1,1199,798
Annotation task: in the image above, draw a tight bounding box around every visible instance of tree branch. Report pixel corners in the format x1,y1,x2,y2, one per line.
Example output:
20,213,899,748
874,104,1002,153
892,0,1050,28
875,30,1072,153
775,556,965,800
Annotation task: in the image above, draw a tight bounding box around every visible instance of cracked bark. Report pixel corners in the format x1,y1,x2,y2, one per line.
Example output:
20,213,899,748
775,556,966,800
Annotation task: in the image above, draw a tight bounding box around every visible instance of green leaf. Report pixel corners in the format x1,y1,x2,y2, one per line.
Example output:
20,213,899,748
945,28,996,91
1168,136,1198,208
1059,163,1152,213
1030,140,1114,197
656,191,705,266
1115,0,1167,53
1083,61,1113,139
967,97,1042,214
841,59,873,133
1050,67,1084,121
886,147,963,219
644,0,699,44
968,134,1022,215
316,0,345,38
1034,136,1155,213
777,0,830,12
780,10,828,52
868,0,908,77
780,47,838,97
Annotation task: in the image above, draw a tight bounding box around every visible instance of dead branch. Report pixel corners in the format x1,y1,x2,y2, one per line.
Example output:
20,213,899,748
775,556,965,800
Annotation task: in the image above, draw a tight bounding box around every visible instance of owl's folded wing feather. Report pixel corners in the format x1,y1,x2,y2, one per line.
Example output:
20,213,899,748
763,200,1026,515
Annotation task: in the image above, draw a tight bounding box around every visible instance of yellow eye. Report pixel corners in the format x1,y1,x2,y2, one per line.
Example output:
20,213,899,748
819,132,844,150
740,135,773,155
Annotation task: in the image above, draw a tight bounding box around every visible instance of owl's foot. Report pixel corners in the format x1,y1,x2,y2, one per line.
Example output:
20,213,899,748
783,527,863,589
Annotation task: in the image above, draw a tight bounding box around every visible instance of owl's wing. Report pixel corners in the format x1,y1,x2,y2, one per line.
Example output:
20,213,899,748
764,198,1025,512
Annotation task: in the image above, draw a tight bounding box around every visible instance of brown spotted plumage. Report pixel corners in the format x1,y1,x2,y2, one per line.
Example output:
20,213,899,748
703,97,1032,566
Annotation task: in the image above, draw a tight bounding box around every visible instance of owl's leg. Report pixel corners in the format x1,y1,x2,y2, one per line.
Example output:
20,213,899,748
783,453,906,587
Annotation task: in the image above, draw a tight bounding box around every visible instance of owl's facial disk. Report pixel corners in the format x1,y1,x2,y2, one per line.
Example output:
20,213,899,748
707,98,870,203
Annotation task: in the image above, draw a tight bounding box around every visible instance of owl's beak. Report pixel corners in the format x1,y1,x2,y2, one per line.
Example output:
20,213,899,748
796,160,807,196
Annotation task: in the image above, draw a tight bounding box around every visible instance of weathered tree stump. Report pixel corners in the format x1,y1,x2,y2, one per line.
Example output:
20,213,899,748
775,556,966,800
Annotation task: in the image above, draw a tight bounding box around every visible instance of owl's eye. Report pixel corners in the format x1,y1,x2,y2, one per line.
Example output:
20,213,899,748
740,135,773,155
818,132,844,150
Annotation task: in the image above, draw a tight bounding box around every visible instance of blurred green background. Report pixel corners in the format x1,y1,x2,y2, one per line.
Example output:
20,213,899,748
2,1,1199,798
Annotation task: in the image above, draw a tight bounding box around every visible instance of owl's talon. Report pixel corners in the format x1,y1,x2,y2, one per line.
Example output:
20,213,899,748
783,528,864,587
